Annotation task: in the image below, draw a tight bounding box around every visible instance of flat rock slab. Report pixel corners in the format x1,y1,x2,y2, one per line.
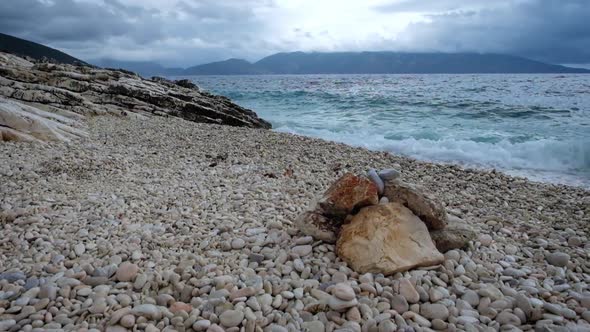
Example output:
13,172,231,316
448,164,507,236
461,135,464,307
337,202,444,275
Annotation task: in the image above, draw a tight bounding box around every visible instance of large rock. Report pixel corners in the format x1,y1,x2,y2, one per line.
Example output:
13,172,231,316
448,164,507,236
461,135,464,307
430,215,476,252
336,202,444,275
319,173,379,219
295,173,379,243
382,179,447,230
0,97,87,142
0,51,271,134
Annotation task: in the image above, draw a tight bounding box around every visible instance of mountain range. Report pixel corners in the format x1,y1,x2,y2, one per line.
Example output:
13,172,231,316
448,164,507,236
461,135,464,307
1,32,588,76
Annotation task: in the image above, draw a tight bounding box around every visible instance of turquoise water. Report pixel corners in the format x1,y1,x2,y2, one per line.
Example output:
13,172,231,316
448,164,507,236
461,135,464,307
185,74,590,188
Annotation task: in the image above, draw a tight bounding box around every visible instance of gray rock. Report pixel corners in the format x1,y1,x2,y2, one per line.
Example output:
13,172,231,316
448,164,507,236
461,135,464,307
219,310,244,328
515,294,533,319
543,302,577,319
331,283,356,301
391,295,409,313
0,271,26,282
367,169,384,195
420,303,449,320
496,311,521,325
132,304,162,320
545,252,570,267
302,321,325,332
378,169,400,181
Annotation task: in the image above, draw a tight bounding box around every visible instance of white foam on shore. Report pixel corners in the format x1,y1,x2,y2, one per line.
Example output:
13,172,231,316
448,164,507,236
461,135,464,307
275,125,590,188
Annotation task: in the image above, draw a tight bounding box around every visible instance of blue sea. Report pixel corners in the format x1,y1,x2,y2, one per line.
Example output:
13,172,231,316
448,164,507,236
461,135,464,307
185,74,590,188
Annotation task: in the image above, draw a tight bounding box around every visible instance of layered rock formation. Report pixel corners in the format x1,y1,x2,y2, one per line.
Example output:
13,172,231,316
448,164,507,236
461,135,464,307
0,51,271,142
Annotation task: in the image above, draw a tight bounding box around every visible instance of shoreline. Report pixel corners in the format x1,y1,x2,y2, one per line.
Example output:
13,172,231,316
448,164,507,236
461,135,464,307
272,126,590,191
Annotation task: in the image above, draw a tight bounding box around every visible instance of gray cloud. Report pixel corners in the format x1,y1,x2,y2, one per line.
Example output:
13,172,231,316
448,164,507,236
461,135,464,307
0,0,588,66
381,0,590,64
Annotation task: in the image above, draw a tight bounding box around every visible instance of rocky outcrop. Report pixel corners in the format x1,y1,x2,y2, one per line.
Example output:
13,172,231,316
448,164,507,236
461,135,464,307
382,179,447,230
0,51,271,142
336,202,444,275
0,97,87,142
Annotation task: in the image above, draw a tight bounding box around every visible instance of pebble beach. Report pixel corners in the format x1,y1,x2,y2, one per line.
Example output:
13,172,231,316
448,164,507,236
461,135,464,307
1,115,590,332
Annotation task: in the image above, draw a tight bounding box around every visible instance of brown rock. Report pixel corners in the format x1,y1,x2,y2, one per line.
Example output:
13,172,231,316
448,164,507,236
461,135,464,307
382,179,447,230
336,203,444,275
430,215,476,252
170,301,192,314
294,211,338,243
319,173,379,219
115,262,139,282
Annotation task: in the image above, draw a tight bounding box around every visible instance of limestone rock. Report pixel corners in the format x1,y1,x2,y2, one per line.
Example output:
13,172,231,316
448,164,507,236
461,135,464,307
0,51,271,133
382,179,447,230
336,202,444,275
319,173,379,219
0,97,87,142
295,211,337,243
430,215,476,252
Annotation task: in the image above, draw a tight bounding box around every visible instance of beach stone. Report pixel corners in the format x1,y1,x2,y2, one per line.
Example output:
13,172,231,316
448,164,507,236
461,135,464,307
231,238,246,249
332,283,356,301
461,290,480,307
170,301,192,313
132,304,162,320
391,295,409,313
0,271,26,283
219,310,244,328
545,252,570,267
116,262,139,282
378,169,400,181
479,234,493,246
120,314,135,328
382,179,447,230
0,320,16,331
193,320,212,331
328,296,358,311
367,168,384,195
399,279,420,304
319,173,379,218
420,303,449,320
292,245,313,256
496,311,521,325
337,203,444,275
430,215,476,252
302,321,325,332
515,294,533,319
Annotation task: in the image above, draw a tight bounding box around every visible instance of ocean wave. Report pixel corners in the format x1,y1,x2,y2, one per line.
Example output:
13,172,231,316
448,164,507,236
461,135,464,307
275,125,590,175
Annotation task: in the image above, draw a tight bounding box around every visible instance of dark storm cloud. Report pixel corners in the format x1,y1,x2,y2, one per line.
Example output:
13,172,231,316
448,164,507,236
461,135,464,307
0,0,149,43
377,0,590,64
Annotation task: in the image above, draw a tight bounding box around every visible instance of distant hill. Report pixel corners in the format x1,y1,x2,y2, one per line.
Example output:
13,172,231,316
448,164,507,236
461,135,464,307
92,59,184,77
0,32,87,65
184,58,270,75
180,51,590,75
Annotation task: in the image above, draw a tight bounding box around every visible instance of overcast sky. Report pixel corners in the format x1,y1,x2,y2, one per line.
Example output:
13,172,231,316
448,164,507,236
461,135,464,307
0,0,588,67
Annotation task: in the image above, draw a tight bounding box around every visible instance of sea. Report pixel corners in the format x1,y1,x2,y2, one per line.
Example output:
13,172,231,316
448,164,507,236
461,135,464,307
185,74,590,188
